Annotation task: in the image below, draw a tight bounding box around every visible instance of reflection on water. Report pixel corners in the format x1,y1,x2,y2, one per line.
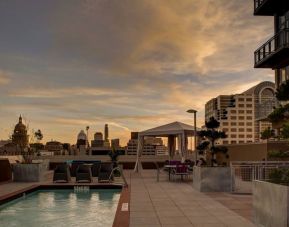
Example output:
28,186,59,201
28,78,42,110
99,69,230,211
0,189,121,227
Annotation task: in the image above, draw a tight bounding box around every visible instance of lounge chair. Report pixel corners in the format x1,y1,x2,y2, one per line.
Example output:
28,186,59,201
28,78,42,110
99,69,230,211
91,162,101,177
53,164,71,183
98,163,114,183
76,164,92,183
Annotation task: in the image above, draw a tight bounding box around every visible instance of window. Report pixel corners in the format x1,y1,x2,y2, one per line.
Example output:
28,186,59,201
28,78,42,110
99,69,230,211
231,141,237,144
246,98,253,102
231,128,237,132
231,134,237,138
222,122,229,126
239,128,245,132
247,122,253,126
238,104,244,108
239,141,245,143
238,98,244,102
247,104,253,108
223,141,228,144
231,122,237,126
239,116,245,120
246,110,253,114
239,122,245,126
239,110,244,114
247,128,253,132
247,135,253,138
231,116,237,120
239,134,245,138
247,116,253,120
231,110,237,114
223,128,229,132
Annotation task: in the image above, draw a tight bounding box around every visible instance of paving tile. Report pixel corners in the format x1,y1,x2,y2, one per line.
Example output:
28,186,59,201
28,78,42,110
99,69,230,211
130,216,160,225
159,216,192,225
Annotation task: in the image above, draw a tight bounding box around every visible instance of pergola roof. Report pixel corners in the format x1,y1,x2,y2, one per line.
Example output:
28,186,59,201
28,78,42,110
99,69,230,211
139,121,200,137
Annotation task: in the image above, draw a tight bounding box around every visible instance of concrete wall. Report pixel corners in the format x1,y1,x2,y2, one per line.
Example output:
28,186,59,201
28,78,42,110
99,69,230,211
193,166,232,192
13,163,46,182
253,180,289,227
221,141,289,162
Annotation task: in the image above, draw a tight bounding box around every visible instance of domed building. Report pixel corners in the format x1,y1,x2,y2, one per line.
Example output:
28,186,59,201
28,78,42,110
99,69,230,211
12,115,29,149
77,130,88,155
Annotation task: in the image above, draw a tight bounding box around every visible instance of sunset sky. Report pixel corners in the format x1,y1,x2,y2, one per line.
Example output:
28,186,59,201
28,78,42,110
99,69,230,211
0,0,274,145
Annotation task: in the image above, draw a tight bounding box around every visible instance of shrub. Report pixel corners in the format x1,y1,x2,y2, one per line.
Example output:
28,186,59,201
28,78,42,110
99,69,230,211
268,150,289,159
269,168,289,185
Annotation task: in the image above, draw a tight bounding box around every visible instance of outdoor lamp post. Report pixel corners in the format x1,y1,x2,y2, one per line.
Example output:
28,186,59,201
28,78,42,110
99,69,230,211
187,109,197,161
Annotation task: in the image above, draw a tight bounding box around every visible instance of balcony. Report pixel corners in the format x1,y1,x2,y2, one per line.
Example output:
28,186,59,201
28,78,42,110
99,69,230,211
254,29,289,68
254,0,289,16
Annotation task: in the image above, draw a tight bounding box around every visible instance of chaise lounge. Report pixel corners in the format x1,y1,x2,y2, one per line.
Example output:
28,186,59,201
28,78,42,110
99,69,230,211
76,164,92,183
98,163,114,183
53,164,71,183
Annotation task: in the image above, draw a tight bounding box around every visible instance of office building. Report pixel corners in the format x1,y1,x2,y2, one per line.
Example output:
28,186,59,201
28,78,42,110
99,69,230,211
205,81,276,144
126,132,168,156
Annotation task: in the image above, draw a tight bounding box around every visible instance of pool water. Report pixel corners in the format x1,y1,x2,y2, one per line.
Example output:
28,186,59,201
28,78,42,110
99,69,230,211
0,189,121,227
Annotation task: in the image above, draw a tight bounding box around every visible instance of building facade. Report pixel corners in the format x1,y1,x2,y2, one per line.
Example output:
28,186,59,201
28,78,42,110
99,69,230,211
126,132,168,156
205,81,276,144
254,0,289,87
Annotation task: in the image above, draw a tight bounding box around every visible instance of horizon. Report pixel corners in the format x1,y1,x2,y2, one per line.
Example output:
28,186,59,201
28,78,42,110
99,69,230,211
0,0,274,145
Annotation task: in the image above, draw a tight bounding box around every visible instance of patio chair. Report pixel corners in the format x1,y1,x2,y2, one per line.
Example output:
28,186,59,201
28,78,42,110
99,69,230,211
53,164,71,183
172,164,189,181
76,164,92,183
91,162,101,177
98,162,114,183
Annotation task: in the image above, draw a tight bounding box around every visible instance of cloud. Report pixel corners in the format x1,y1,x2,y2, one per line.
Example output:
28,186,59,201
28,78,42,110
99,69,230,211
0,70,11,85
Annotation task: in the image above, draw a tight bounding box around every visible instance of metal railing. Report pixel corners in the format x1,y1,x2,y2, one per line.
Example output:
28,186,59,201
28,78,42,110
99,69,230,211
254,0,266,11
254,29,289,66
231,161,289,193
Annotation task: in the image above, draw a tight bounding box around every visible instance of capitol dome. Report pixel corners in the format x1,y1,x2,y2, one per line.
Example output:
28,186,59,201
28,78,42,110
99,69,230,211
77,130,87,141
14,115,27,134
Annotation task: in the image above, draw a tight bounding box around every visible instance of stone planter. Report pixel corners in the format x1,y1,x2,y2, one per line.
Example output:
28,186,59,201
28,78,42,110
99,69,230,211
193,166,232,192
253,180,289,227
13,163,46,182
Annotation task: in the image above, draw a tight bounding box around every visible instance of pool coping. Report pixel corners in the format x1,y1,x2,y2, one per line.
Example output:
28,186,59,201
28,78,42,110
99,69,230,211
0,183,130,227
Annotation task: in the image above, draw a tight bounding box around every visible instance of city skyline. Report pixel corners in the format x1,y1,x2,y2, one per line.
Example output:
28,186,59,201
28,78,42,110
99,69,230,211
0,0,274,144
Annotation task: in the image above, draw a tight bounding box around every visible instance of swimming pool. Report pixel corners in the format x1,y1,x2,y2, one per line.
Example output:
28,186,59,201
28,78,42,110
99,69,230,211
0,189,121,227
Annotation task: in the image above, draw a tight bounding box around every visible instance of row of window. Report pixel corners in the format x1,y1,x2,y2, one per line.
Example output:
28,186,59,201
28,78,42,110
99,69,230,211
230,110,253,114
230,116,253,120
237,104,253,108
223,128,253,132
223,122,253,126
236,98,253,102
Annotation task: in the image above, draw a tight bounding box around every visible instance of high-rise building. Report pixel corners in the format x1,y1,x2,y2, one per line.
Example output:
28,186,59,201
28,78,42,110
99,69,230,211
126,132,168,156
205,81,276,144
91,132,104,147
253,0,289,88
111,139,120,150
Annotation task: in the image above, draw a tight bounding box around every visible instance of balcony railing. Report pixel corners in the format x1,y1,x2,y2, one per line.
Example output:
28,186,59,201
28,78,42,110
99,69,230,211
254,0,265,11
254,29,289,68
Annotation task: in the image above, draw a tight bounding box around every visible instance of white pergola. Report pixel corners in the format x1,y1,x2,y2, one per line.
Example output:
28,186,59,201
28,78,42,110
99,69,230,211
134,121,199,172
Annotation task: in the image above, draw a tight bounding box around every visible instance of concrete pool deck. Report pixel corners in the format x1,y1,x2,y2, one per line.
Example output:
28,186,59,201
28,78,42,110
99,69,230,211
0,170,256,227
127,170,256,227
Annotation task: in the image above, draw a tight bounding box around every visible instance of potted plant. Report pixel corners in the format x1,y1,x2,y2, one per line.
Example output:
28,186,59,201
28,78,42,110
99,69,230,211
193,117,231,192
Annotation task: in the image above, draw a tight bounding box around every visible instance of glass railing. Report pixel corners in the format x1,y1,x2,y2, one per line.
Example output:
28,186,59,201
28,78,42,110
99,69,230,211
254,29,289,66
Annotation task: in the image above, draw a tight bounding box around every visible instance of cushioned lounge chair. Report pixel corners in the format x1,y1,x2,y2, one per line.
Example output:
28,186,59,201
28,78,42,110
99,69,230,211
98,163,114,183
91,162,101,177
172,164,189,181
76,164,92,183
53,164,71,183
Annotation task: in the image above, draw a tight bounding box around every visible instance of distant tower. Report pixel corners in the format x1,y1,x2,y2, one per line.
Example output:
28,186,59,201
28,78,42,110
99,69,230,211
104,124,109,142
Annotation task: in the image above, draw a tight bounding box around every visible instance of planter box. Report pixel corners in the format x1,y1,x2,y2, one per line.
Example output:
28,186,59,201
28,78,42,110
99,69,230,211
193,166,232,192
13,163,46,182
253,180,289,227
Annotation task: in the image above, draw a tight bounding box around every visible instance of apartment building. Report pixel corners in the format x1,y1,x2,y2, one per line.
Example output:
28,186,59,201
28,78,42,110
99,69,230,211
254,0,289,87
205,81,276,144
